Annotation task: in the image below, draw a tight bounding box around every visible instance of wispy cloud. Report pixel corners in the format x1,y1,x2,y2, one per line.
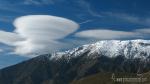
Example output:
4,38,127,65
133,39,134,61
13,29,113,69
23,0,60,5
77,0,102,18
0,1,27,13
79,19,93,24
0,5,20,13
104,12,150,26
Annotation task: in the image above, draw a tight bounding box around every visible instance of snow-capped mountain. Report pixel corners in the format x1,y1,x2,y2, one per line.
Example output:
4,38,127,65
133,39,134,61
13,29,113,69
51,39,150,60
0,40,150,84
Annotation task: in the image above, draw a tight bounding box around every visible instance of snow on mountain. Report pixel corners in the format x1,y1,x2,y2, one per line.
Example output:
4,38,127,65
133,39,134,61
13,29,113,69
50,40,150,60
0,40,150,84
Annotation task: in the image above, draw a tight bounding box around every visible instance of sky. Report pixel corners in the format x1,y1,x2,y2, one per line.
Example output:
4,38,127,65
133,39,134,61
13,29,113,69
0,0,150,69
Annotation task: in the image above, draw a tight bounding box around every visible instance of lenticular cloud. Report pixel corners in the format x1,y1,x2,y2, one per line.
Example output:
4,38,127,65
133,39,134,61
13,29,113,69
75,29,139,39
0,15,79,57
14,15,78,40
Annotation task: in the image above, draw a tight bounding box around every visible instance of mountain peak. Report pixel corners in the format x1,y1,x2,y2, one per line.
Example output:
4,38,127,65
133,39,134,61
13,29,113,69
50,40,150,60
0,40,150,84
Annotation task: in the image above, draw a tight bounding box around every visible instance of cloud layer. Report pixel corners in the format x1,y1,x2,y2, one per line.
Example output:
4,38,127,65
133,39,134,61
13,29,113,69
0,15,150,57
0,15,79,57
75,29,139,39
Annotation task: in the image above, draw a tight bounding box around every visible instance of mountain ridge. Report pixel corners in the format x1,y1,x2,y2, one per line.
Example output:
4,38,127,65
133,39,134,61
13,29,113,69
0,39,150,84
50,39,150,60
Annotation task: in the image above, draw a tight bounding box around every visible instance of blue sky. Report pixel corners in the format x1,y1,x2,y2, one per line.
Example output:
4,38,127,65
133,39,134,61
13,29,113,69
0,0,150,69
0,0,150,31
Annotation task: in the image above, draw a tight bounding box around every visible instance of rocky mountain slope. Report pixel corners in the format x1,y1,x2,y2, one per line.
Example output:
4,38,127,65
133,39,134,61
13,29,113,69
52,39,150,60
0,40,150,84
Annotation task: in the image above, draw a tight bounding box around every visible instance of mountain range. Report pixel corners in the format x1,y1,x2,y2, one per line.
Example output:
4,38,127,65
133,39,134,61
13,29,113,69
0,40,150,84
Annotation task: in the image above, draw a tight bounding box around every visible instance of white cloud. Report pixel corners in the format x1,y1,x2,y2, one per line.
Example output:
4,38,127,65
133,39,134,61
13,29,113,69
14,15,78,40
0,15,150,57
75,29,140,40
0,15,79,57
0,31,23,45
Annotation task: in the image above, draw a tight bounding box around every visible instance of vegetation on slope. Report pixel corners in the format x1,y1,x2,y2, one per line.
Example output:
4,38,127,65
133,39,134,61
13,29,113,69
71,72,150,84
